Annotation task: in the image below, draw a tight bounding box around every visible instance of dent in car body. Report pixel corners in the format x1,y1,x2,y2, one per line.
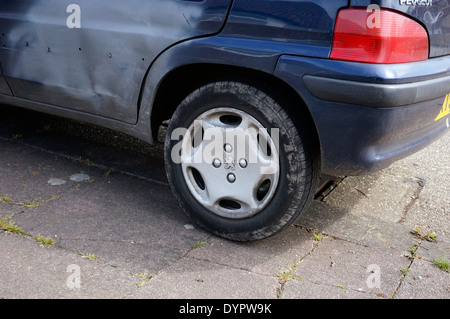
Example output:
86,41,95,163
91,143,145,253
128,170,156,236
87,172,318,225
0,0,232,124
0,0,347,145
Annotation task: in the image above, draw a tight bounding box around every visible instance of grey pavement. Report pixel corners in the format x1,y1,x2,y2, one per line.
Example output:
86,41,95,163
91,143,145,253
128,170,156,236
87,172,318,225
0,104,448,300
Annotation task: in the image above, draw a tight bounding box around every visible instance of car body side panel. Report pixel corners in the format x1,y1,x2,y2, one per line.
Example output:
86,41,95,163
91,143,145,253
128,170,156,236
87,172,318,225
0,34,284,144
0,0,233,124
221,0,348,58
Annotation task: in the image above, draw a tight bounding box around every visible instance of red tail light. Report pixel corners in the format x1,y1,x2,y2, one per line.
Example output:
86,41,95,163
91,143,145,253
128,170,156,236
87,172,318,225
330,8,429,64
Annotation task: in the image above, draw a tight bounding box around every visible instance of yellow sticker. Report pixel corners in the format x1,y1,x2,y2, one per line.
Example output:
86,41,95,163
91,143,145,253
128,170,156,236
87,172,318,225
435,94,450,122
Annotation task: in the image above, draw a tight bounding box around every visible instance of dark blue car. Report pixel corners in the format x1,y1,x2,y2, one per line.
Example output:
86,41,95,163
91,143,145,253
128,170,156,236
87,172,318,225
1,0,449,240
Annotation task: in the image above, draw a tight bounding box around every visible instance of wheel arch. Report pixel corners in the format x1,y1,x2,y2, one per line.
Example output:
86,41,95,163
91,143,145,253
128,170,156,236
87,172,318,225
150,62,321,160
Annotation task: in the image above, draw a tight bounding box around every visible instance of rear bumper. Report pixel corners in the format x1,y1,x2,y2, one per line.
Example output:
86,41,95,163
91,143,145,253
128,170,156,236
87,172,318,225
275,55,450,176
303,74,450,108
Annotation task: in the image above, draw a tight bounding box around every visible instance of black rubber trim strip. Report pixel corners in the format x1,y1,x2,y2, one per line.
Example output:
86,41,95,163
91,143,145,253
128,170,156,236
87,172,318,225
303,74,450,107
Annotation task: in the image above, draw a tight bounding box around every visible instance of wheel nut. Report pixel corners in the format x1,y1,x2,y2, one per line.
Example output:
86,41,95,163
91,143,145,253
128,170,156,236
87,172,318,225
227,173,236,183
239,159,248,168
212,158,221,168
224,143,233,153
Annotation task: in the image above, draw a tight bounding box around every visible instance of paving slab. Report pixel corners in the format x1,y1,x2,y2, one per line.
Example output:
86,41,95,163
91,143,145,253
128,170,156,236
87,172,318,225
11,166,209,275
418,238,450,262
282,280,378,299
284,237,411,299
296,200,418,252
396,136,450,238
130,256,280,299
0,139,79,203
394,258,449,299
322,170,419,224
0,201,25,218
0,232,140,299
185,226,316,276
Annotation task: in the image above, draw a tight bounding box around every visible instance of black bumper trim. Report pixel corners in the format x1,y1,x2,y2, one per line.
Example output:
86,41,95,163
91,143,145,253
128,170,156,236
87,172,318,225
303,74,450,107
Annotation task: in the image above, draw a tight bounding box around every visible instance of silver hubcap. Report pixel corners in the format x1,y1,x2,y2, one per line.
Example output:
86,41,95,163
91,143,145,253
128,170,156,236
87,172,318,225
179,107,280,219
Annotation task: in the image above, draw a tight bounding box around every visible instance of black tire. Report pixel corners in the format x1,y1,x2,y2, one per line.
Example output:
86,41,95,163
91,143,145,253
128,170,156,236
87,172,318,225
164,80,319,241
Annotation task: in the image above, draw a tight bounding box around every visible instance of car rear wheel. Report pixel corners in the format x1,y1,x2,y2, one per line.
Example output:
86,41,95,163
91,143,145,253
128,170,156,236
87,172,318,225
164,80,319,241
